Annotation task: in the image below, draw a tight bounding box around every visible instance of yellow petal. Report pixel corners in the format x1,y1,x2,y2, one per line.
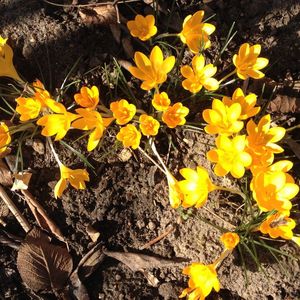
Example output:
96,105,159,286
202,78,219,91
54,178,67,199
150,46,163,68
253,57,269,69
277,183,299,200
181,65,194,78
202,23,215,35
162,56,175,73
192,55,205,73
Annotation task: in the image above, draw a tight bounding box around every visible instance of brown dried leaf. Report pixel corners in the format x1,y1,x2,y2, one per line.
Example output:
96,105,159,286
285,137,300,161
21,190,64,242
103,250,188,272
117,59,133,72
121,37,134,58
17,228,73,292
11,172,32,191
70,243,105,300
0,159,13,186
268,95,300,113
79,5,117,25
86,224,100,243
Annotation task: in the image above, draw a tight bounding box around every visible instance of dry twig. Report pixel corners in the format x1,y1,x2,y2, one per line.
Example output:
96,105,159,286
0,185,30,232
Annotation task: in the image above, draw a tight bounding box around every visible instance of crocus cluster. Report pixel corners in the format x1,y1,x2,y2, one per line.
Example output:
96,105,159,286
0,8,298,300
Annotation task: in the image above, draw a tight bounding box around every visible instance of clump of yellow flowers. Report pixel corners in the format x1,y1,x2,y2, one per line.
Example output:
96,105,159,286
0,7,299,300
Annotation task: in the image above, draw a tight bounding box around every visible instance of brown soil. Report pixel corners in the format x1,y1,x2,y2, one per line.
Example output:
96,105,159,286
1,1,300,300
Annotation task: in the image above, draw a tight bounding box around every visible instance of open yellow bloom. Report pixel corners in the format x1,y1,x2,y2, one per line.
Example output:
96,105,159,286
127,15,157,41
179,10,216,53
129,46,175,90
162,103,189,128
152,92,170,111
177,166,216,208
222,88,260,120
74,86,99,110
259,213,298,241
220,232,240,250
110,99,136,125
139,114,160,136
116,124,141,149
246,115,285,169
54,164,89,198
207,135,252,178
180,263,220,300
72,108,107,151
233,43,269,80
181,55,219,93
202,99,244,135
251,161,299,214
37,99,79,140
0,36,22,81
16,97,42,121
0,122,11,154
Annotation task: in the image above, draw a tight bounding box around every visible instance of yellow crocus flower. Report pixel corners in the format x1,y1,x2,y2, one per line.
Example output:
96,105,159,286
220,232,240,250
54,164,89,198
152,92,170,111
37,99,79,140
127,15,157,41
233,43,269,80
0,36,22,81
259,213,297,241
139,114,160,136
181,55,219,93
74,86,99,110
110,99,136,125
116,124,141,149
129,46,175,90
222,88,260,120
162,102,189,128
177,166,217,208
179,10,215,53
202,99,244,135
180,262,220,300
0,122,11,154
207,135,252,178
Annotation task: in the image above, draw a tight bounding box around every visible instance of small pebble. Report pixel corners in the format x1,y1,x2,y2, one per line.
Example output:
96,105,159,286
148,221,156,230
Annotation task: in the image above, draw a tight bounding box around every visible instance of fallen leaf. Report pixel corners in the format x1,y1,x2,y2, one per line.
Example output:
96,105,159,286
86,224,100,243
0,230,22,250
79,5,117,25
109,23,121,44
21,190,64,242
70,243,105,300
142,270,159,287
121,37,134,58
103,249,188,272
11,172,32,191
268,95,300,113
285,137,300,160
17,227,73,293
0,159,13,186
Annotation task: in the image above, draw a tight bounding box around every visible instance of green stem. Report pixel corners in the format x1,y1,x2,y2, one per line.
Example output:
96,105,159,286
154,33,179,41
218,70,236,84
9,122,36,134
216,186,246,201
286,124,300,133
213,249,232,269
47,137,62,166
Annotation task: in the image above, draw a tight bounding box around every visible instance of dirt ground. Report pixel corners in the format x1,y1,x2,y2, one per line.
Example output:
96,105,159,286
0,0,300,299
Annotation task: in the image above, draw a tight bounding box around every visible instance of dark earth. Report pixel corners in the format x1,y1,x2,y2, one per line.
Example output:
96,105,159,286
0,0,300,299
